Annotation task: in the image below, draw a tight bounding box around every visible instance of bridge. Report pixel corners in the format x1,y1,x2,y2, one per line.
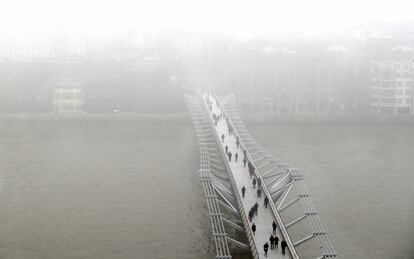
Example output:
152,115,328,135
186,92,338,259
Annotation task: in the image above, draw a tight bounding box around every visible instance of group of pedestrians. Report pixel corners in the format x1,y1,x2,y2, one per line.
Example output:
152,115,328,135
207,94,288,258
248,202,259,222
262,221,287,256
212,112,223,126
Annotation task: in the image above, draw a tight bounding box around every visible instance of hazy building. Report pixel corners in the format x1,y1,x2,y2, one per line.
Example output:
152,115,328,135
53,79,85,113
0,31,86,62
371,59,414,114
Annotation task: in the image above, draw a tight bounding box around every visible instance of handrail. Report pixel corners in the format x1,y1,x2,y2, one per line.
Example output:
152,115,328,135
201,94,260,259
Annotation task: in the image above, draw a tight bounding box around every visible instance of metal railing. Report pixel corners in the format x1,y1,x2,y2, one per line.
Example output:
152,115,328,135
186,96,232,259
216,94,338,258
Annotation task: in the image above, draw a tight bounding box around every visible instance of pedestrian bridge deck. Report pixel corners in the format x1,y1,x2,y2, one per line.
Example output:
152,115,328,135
208,95,292,259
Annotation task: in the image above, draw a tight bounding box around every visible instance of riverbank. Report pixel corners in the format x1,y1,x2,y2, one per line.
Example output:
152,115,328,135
2,112,414,123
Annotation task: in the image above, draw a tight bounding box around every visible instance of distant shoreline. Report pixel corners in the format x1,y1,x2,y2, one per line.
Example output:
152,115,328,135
1,112,414,123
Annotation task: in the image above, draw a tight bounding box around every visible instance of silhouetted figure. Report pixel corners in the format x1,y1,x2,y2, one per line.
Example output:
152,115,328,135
236,137,240,148
251,223,256,235
228,151,232,162
264,197,269,208
241,186,246,198
235,152,238,162
221,134,225,143
254,202,258,215
248,209,254,222
269,235,275,249
243,149,247,158
243,158,247,167
252,178,256,188
274,236,279,250
272,221,277,235
225,145,228,154
257,178,261,188
281,240,287,255
257,188,262,198
263,242,269,257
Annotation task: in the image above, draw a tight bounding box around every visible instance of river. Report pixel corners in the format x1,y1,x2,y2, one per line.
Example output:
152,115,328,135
0,115,413,259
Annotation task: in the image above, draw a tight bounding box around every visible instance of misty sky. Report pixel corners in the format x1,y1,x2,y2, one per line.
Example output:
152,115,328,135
1,0,414,38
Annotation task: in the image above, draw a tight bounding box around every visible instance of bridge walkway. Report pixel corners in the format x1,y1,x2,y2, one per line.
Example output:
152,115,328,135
208,96,292,259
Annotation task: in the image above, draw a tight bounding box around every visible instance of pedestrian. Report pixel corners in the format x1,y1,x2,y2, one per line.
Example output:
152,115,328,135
236,138,240,148
263,242,269,257
251,223,256,235
225,145,228,154
257,188,262,198
269,235,275,249
221,134,225,143
264,196,269,208
252,178,256,188
274,235,279,250
243,157,247,167
272,221,277,235
235,152,238,162
281,240,287,255
248,209,253,222
257,178,261,188
241,186,246,198
243,149,247,158
254,202,258,216
228,151,232,162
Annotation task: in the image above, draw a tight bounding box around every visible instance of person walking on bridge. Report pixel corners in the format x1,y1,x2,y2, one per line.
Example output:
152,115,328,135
281,240,287,255
252,177,256,188
221,134,225,143
235,152,238,162
225,145,228,154
236,137,240,148
272,221,277,235
257,177,261,188
227,151,232,162
263,242,269,257
251,223,256,235
254,202,258,216
264,196,269,208
248,209,254,222
241,186,246,198
257,188,262,198
274,235,279,250
269,235,275,249
243,157,247,167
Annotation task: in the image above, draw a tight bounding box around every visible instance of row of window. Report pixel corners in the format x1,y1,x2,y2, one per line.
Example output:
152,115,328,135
379,98,412,104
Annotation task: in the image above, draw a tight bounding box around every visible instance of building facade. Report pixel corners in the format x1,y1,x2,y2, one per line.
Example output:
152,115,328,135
371,59,414,114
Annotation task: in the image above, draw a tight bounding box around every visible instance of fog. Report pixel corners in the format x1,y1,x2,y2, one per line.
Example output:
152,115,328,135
1,1,414,259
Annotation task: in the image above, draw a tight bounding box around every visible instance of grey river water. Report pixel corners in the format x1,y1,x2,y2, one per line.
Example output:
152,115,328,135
0,115,413,259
